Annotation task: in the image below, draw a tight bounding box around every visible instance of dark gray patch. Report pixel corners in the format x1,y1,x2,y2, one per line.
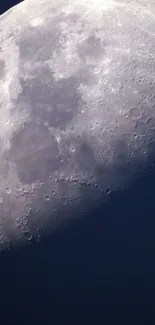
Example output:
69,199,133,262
0,60,5,79
6,53,86,184
78,35,106,61
7,122,67,184
17,12,83,64
74,140,97,171
17,14,66,62
17,66,84,130
65,136,99,175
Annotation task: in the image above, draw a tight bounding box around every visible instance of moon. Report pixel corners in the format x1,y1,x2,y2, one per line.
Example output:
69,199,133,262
0,0,155,250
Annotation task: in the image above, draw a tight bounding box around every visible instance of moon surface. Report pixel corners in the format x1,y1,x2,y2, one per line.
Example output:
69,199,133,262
0,0,155,250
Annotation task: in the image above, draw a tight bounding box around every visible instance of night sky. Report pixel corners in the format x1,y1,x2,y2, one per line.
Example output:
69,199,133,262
0,1,155,324
1,166,155,324
0,0,24,15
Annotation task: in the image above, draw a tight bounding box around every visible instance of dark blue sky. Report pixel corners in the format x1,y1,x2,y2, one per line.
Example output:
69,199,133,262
0,1,155,324
0,0,23,15
1,165,155,324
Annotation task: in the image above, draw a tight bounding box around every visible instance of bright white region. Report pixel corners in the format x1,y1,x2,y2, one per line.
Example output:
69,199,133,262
30,17,44,27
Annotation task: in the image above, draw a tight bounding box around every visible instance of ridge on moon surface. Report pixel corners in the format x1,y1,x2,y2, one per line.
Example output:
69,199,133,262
0,0,155,250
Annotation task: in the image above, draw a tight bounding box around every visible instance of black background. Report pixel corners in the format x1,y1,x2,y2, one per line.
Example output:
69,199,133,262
0,2,155,324
0,0,23,15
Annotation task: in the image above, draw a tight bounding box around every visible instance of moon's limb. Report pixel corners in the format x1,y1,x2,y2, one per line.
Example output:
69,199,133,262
0,0,155,250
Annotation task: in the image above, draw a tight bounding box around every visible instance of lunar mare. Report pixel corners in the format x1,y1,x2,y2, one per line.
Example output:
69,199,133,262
0,0,155,250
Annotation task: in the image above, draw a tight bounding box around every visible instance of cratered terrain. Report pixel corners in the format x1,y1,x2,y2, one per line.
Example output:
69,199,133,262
0,0,155,251
1,1,155,324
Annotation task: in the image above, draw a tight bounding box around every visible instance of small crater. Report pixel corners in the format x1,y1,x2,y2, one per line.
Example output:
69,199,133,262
44,194,50,201
23,231,32,241
23,188,30,194
5,187,11,194
70,146,76,152
60,196,67,205
105,188,112,195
